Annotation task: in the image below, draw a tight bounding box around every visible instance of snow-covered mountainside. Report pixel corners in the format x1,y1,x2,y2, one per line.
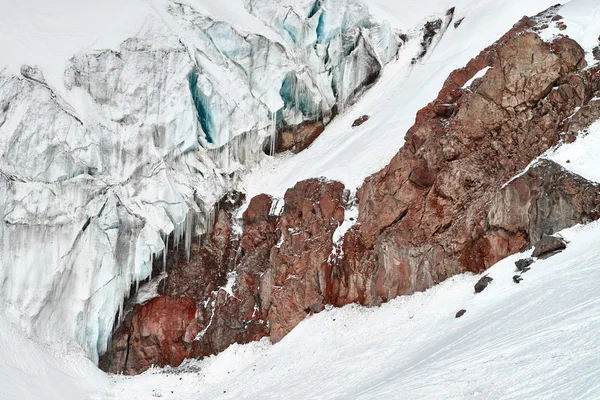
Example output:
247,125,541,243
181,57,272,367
2,0,600,398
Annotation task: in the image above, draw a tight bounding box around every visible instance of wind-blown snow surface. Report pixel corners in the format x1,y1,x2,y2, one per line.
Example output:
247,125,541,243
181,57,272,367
108,219,600,399
549,120,600,183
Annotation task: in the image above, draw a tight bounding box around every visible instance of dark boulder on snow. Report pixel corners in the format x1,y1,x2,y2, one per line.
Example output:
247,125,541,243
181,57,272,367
515,258,534,273
513,275,523,284
352,115,370,127
532,235,567,258
474,275,493,293
455,309,467,318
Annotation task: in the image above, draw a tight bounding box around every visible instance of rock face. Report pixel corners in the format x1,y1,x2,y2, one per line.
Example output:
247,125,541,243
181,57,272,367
99,296,200,375
354,23,594,300
102,15,600,375
276,121,326,153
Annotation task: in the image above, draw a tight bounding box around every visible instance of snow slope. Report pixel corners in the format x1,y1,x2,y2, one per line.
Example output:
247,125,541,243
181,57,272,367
107,219,600,399
239,0,566,198
0,307,108,400
549,120,600,183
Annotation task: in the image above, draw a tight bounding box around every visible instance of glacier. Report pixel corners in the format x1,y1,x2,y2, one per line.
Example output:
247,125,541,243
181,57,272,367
0,0,401,362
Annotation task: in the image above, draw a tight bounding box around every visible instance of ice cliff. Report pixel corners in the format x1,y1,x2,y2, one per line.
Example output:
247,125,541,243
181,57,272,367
0,0,400,362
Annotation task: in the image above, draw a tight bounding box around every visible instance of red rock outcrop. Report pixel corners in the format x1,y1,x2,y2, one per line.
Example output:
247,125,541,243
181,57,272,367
99,296,200,375
266,179,346,341
353,27,591,299
276,121,326,153
101,13,600,375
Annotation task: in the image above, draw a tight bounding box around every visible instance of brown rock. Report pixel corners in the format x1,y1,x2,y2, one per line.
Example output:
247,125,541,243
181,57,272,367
455,309,467,318
474,276,493,293
454,18,465,29
99,296,200,375
268,179,346,342
352,115,370,127
515,258,534,273
532,235,567,258
276,121,325,153
593,46,600,62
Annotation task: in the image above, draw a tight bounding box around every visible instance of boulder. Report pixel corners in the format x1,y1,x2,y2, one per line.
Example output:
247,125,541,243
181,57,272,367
276,121,325,153
474,276,493,293
515,258,534,273
455,309,467,318
532,235,567,258
352,115,370,127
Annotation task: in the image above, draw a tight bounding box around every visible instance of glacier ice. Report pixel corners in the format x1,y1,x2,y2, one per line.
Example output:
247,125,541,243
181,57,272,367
0,0,400,362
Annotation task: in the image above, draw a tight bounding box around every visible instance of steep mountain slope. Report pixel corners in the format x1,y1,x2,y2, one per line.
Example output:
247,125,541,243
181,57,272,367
1,0,600,398
99,0,600,376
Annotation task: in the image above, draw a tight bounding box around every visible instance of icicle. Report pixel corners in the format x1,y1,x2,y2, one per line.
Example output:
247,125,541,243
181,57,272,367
185,211,193,263
163,234,168,273
269,111,278,156
118,295,125,326
337,31,345,113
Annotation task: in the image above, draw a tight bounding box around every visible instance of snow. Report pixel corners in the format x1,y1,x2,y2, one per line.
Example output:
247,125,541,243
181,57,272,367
462,66,491,89
0,306,108,400
538,0,600,66
549,119,600,183
106,219,600,399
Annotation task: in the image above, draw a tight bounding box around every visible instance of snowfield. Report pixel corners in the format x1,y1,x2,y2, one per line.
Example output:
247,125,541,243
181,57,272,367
0,307,108,400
